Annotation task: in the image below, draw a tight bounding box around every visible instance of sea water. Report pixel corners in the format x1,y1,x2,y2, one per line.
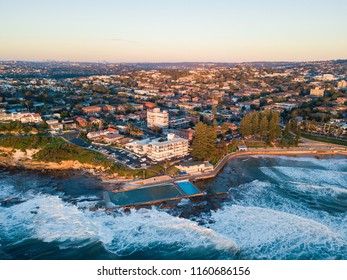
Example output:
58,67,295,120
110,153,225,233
0,155,346,260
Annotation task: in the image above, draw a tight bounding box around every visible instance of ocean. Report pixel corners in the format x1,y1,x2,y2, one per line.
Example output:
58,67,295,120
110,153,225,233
0,155,346,260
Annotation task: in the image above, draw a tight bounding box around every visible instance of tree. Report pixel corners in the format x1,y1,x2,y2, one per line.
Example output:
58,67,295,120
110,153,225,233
259,116,269,142
295,128,301,146
213,118,218,128
268,111,281,141
283,123,290,137
191,122,217,162
240,110,280,142
212,105,217,118
251,112,260,136
239,114,252,137
221,122,229,132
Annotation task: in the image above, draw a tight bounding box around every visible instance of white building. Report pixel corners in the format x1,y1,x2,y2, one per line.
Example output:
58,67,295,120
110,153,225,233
46,119,63,132
87,128,119,141
0,112,42,123
147,108,169,128
176,161,213,174
126,133,188,162
238,145,248,152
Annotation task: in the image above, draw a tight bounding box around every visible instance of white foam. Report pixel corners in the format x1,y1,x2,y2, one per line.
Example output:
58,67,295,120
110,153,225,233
251,155,347,171
293,184,347,196
209,205,345,259
0,194,238,256
177,198,190,206
228,180,347,242
0,180,17,200
89,207,238,256
260,166,347,188
0,195,98,243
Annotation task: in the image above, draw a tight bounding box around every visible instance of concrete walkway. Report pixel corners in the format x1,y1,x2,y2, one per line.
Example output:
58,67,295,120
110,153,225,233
115,139,347,192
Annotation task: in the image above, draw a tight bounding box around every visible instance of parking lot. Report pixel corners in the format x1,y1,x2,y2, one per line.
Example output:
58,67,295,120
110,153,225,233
63,132,149,169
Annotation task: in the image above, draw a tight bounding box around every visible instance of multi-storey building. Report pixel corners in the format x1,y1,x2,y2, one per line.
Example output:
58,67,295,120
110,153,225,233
169,117,190,129
147,108,169,128
126,133,188,162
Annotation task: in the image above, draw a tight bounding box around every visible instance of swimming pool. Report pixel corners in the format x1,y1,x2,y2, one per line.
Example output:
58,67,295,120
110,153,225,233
176,180,201,195
109,184,182,206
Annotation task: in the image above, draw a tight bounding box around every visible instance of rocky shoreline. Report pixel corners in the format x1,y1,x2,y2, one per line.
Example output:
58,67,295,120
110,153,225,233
0,147,130,188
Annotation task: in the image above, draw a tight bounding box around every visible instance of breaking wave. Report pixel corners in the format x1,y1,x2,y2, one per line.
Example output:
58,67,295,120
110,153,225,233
1,155,346,259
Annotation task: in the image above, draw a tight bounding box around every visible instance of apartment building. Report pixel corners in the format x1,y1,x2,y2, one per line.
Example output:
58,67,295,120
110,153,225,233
169,117,190,129
126,133,188,162
147,108,169,128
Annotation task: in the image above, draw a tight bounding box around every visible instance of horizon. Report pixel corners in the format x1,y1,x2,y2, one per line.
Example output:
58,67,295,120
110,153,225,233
1,58,347,64
1,0,347,62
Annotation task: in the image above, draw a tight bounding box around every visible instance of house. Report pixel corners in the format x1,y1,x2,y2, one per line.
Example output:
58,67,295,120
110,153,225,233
310,88,325,97
82,106,102,115
103,104,116,113
103,133,123,144
87,128,119,141
144,102,156,109
0,112,43,124
61,119,77,130
75,117,89,128
170,128,195,141
46,119,63,132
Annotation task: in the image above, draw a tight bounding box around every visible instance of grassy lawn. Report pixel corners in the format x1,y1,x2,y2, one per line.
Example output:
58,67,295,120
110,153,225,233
301,133,347,147
244,140,268,148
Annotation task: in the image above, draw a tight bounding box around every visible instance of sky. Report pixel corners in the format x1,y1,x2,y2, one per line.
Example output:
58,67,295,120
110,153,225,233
0,0,346,62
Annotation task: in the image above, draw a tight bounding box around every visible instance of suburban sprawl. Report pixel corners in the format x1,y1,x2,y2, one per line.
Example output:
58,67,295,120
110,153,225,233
0,60,347,188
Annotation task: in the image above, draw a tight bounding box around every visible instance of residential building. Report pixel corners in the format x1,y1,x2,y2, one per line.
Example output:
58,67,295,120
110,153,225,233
82,106,102,115
147,108,169,128
0,112,42,124
170,128,195,141
46,119,63,132
87,128,118,140
310,88,325,97
337,80,347,89
103,104,116,113
169,117,190,129
75,117,89,128
126,133,188,161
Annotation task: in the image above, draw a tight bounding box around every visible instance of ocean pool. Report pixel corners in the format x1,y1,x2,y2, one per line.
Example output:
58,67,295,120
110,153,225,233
176,180,201,195
108,184,183,206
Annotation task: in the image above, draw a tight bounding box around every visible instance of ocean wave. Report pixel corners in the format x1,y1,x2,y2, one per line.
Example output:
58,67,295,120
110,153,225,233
228,180,347,241
251,155,347,171
260,166,347,188
209,205,346,259
0,182,16,200
0,194,239,257
293,184,347,196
